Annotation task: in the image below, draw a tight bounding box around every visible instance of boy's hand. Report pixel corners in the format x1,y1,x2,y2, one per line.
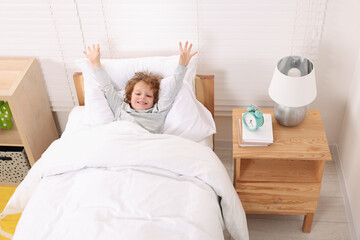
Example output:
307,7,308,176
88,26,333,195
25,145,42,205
179,41,198,67
83,44,101,68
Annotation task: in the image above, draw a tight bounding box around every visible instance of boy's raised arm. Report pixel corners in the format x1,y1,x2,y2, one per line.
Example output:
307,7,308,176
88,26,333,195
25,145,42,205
83,44,122,118
83,44,102,68
158,41,198,111
178,41,198,67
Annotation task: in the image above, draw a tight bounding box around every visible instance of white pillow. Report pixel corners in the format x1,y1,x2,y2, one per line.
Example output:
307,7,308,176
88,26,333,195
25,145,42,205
162,82,216,142
75,55,216,141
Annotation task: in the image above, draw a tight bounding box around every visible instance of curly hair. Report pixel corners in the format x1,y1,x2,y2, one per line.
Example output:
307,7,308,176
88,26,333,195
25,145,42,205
124,72,161,104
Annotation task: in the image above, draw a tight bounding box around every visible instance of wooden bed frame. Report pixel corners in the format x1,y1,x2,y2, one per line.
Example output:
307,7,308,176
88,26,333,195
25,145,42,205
73,73,215,118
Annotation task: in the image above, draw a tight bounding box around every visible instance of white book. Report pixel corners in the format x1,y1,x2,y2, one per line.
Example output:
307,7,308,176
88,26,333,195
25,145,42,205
237,121,270,147
240,113,273,144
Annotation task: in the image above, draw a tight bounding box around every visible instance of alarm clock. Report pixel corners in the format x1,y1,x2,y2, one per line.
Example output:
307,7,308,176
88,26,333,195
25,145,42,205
242,106,264,131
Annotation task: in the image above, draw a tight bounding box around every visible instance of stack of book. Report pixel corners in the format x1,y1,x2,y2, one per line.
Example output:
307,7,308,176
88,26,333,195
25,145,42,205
238,113,274,146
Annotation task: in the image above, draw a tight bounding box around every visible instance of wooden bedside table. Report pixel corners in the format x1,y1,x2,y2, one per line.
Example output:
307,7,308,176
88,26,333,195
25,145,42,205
232,109,331,233
0,57,59,186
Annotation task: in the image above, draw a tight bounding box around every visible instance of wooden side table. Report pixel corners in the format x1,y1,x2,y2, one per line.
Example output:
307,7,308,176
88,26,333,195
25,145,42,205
0,58,59,184
232,109,331,233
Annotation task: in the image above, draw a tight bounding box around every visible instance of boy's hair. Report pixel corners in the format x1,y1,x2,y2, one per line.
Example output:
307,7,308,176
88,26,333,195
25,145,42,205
124,72,161,104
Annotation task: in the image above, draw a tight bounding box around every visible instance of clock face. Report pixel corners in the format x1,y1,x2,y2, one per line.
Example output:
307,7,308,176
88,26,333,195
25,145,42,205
243,113,257,130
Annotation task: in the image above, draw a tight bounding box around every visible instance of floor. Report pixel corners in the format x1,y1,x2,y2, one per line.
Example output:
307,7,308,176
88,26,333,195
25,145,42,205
215,149,352,240
0,186,20,239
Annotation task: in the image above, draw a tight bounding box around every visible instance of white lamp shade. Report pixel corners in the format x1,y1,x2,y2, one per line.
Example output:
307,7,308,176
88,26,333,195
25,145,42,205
268,56,317,107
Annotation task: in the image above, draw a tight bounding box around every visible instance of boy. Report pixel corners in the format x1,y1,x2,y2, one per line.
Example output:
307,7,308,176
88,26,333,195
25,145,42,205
83,41,198,133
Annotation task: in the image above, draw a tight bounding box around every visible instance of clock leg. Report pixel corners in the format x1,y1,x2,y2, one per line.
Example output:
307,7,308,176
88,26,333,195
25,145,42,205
302,213,314,233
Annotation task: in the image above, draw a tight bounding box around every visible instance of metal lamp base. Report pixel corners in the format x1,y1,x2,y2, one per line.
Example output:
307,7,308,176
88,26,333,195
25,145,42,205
274,104,307,127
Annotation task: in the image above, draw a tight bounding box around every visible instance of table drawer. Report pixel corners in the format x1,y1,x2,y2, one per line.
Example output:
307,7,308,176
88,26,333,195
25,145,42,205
236,182,321,215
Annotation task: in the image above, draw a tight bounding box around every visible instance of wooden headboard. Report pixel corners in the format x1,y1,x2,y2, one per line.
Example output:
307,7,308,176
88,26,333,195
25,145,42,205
73,73,214,117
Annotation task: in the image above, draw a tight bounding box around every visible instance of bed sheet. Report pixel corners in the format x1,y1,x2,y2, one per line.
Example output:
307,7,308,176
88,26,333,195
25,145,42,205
62,106,214,148
1,118,248,240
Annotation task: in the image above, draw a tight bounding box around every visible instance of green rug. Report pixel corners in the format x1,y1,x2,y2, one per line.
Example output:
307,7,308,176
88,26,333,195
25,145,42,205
0,186,20,239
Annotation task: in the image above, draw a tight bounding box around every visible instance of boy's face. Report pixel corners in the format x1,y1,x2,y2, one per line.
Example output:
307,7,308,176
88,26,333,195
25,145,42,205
130,81,155,110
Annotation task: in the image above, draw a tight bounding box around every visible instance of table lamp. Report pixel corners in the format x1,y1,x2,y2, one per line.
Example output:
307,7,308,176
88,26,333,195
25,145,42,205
268,56,317,127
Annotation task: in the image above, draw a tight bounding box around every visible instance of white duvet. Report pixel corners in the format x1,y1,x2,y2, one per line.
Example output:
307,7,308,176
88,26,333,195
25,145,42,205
0,121,248,240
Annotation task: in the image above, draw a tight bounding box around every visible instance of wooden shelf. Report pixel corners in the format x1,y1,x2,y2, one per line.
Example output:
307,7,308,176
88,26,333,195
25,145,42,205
236,158,319,183
0,122,22,146
0,57,59,167
0,182,19,187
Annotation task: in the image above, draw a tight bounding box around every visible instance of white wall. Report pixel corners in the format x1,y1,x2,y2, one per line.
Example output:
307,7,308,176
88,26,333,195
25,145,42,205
338,47,360,240
314,0,360,144
318,0,360,238
0,1,328,136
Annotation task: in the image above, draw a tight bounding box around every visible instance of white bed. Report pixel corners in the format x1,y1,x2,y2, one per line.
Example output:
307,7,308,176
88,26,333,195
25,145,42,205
0,56,249,240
